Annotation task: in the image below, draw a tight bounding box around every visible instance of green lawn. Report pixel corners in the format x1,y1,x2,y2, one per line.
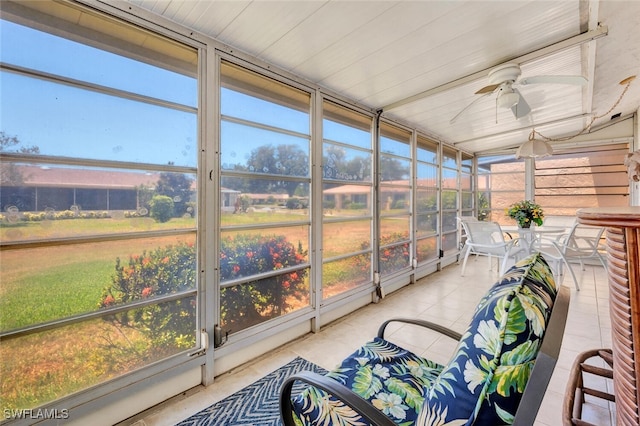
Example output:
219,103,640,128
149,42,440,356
0,260,112,331
1,217,197,409
0,211,389,409
1,217,196,332
0,216,195,241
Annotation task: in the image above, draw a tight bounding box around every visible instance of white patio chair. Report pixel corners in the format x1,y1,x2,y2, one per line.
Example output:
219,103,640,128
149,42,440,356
535,223,607,291
460,220,527,276
534,215,577,250
457,215,478,250
458,216,483,262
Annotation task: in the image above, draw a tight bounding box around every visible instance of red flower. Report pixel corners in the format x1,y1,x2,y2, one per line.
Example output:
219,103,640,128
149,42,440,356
282,281,290,289
162,256,170,264
141,287,152,298
103,295,115,306
233,264,240,274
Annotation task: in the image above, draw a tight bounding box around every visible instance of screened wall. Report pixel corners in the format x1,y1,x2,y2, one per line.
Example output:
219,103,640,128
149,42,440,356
477,144,630,226
478,155,526,224
0,1,537,424
0,0,202,418
415,136,439,265
218,61,312,334
534,144,630,214
378,122,413,278
322,101,374,300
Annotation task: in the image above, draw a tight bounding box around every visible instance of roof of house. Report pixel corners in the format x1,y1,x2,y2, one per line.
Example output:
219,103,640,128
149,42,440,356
6,165,161,189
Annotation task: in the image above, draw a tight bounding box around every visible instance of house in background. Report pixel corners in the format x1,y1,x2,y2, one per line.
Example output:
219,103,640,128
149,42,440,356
0,165,160,212
220,187,241,213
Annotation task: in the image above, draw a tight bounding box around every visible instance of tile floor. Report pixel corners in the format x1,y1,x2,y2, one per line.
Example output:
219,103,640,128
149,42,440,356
130,256,615,426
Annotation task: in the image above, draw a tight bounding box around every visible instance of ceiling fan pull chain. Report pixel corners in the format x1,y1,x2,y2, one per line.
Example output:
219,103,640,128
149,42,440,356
536,75,636,142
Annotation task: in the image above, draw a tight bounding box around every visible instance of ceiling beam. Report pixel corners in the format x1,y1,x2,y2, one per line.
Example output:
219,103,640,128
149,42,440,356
382,24,608,112
453,113,590,147
582,0,601,115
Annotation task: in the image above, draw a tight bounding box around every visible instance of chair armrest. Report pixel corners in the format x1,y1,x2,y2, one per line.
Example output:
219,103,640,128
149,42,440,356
552,240,597,255
465,238,520,252
377,318,463,341
279,371,396,426
466,240,515,251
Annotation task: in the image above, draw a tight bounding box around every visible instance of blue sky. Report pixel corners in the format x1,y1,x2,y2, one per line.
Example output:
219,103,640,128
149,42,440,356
1,19,198,167
1,19,379,171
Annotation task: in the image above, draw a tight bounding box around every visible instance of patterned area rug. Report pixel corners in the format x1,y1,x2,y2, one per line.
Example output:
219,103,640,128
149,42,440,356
176,357,327,426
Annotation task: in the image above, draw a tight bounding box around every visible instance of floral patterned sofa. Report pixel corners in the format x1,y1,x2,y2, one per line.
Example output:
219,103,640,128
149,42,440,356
280,252,570,426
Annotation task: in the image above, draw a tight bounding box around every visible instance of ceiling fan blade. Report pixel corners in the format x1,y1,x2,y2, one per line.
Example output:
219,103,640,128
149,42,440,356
519,75,587,86
475,83,500,94
450,92,493,124
511,89,531,119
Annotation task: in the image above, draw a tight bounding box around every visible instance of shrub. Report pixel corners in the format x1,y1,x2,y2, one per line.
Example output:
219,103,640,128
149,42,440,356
99,234,308,347
55,210,76,220
240,195,251,212
392,199,407,209
354,231,410,275
149,195,174,223
23,212,40,221
184,201,196,217
124,210,147,218
6,210,113,222
285,198,297,209
323,200,335,209
99,242,197,349
220,234,308,332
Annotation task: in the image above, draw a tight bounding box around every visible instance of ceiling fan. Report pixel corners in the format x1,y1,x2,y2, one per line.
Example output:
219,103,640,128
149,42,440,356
450,63,587,124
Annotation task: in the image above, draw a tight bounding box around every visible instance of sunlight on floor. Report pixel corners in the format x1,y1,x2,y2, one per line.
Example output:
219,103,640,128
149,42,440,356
128,255,615,426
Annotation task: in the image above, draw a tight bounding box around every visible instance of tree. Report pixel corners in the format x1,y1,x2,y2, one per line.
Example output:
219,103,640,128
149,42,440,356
221,166,250,193
380,156,409,182
245,144,309,196
323,145,371,181
0,132,40,186
135,184,155,214
0,131,39,154
155,173,194,217
478,191,490,221
149,195,174,222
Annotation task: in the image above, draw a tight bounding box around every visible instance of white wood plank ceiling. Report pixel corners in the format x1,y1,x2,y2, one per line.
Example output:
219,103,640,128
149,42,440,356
126,0,640,154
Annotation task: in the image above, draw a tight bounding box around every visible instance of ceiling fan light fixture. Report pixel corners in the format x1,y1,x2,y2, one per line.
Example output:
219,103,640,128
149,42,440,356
515,131,553,159
497,90,520,109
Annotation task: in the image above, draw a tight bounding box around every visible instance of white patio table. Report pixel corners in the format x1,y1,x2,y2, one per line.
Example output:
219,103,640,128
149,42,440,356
501,225,568,255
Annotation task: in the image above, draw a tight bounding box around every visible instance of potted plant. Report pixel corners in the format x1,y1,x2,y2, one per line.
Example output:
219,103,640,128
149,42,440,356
506,200,544,228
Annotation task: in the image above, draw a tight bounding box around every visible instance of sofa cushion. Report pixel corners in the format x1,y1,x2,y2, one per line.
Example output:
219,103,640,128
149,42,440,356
291,337,444,425
421,252,557,425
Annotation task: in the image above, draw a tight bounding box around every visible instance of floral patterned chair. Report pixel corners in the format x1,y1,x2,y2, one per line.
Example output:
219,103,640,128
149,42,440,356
280,252,570,426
